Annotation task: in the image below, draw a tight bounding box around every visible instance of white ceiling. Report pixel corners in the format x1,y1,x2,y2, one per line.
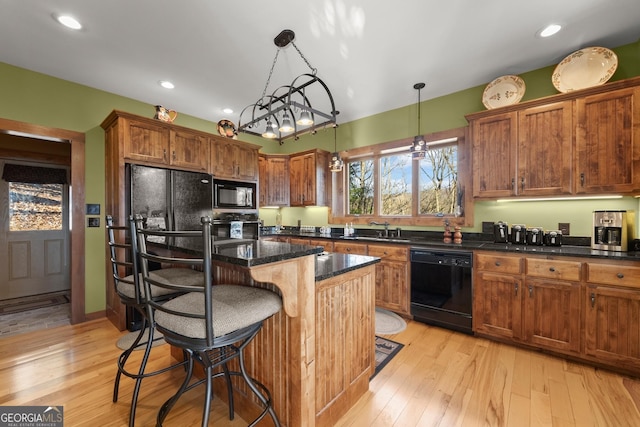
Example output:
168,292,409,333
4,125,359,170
1,0,640,126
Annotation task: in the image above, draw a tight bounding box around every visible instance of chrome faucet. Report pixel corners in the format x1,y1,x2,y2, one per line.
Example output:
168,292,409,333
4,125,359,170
369,221,390,237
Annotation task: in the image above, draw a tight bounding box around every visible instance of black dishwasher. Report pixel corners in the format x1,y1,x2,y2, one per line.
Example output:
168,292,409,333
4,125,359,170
410,248,473,334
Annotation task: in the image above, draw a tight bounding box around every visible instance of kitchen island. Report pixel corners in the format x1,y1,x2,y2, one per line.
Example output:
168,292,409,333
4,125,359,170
169,239,380,427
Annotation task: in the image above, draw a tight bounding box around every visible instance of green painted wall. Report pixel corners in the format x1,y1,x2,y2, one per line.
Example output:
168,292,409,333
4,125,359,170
1,39,639,314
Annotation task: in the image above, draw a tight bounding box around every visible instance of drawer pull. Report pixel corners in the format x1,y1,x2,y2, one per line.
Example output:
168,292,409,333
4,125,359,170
549,267,556,272
495,261,501,267
617,273,624,279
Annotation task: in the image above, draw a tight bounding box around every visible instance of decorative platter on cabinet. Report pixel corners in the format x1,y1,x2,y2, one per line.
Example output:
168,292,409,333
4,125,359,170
552,46,618,93
482,75,526,109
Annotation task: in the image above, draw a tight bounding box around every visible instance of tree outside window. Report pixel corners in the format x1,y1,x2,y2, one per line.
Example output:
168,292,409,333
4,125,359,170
418,145,458,215
348,159,374,215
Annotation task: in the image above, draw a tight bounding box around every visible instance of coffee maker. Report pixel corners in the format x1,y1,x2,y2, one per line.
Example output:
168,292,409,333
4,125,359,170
592,210,635,251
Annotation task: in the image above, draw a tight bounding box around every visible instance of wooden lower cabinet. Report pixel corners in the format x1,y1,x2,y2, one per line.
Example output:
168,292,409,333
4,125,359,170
474,269,523,340
585,260,640,371
475,252,640,375
367,244,410,316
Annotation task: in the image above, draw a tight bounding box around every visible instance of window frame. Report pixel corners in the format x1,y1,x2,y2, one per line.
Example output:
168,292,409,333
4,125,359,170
330,127,472,227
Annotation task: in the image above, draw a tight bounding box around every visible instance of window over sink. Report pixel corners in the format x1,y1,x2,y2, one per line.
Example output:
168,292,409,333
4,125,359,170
331,127,471,227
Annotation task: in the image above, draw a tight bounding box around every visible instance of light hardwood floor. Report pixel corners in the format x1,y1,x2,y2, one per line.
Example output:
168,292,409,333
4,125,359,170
1,317,639,426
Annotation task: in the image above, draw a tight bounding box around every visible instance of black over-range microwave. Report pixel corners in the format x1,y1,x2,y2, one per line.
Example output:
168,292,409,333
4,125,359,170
213,179,256,209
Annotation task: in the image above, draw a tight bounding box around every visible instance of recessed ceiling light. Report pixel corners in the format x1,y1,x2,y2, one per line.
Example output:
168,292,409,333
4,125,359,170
159,80,175,89
223,108,233,114
538,24,562,38
55,15,82,30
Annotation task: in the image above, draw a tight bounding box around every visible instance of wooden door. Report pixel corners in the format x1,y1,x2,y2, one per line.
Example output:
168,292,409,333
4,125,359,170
169,130,209,172
289,154,305,206
368,244,409,315
473,271,523,339
234,143,259,181
523,278,581,353
210,137,236,179
471,112,518,198
123,118,169,164
0,172,69,300
265,156,290,206
585,284,640,369
576,87,640,193
517,101,573,196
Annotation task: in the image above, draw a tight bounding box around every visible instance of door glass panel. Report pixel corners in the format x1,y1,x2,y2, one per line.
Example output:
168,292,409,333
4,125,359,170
9,183,63,231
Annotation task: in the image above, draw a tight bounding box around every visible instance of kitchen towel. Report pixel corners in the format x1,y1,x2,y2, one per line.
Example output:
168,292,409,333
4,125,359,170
230,221,243,239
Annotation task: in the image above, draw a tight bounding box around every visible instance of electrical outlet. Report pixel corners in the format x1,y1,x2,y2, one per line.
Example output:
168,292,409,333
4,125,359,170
558,222,570,235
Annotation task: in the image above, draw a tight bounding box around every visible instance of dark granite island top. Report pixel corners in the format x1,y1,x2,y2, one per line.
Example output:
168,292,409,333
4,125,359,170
209,239,380,280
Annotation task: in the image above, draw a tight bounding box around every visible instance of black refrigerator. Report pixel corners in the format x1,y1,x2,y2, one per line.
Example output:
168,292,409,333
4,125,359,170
127,164,213,233
125,164,213,329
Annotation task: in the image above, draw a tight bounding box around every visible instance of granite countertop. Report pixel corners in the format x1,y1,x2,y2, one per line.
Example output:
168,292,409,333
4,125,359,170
262,231,640,261
204,239,380,281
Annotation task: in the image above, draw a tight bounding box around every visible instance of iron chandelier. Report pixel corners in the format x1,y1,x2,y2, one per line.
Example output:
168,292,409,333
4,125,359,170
237,29,338,145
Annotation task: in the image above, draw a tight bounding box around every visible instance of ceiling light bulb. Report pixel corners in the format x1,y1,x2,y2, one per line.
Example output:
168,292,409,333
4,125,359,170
279,113,294,133
159,80,175,89
56,15,82,30
262,121,277,139
296,110,313,126
539,24,562,38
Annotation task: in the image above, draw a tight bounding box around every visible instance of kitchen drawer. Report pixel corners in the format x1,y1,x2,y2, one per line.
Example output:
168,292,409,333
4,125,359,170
367,244,408,261
475,253,523,275
333,241,367,255
587,263,640,289
308,238,334,252
526,258,582,281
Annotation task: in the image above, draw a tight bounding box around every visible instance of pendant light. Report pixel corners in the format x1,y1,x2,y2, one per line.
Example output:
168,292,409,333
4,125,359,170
329,124,344,172
411,82,427,160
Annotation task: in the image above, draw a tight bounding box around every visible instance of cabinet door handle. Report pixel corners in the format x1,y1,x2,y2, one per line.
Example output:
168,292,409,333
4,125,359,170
163,149,167,161
580,172,585,187
617,273,624,279
521,177,525,191
528,285,533,297
511,178,515,190
172,151,176,161
514,283,518,296
590,292,596,308
549,267,556,272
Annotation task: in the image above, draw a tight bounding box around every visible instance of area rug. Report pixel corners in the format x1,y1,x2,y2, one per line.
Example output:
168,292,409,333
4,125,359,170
0,292,70,315
116,328,165,351
373,336,404,378
375,307,407,335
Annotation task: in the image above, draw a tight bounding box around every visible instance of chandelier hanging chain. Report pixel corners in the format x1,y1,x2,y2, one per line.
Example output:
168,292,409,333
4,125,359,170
291,41,317,75
259,50,281,104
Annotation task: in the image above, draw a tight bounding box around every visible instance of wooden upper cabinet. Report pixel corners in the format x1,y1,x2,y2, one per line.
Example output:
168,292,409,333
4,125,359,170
575,86,640,193
289,149,330,206
169,129,209,172
259,154,289,207
468,77,640,199
123,118,170,164
470,102,573,198
517,101,573,196
471,112,517,198
210,136,260,181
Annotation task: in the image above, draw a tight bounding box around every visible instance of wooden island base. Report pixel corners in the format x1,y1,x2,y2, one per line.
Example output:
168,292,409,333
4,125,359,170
170,255,376,427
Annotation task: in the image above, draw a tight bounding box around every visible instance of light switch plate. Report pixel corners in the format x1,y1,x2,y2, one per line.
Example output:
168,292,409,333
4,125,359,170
558,222,570,235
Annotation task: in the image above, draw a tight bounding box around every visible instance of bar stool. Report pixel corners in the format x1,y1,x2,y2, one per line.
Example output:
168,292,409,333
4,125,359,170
106,215,204,427
133,215,282,427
